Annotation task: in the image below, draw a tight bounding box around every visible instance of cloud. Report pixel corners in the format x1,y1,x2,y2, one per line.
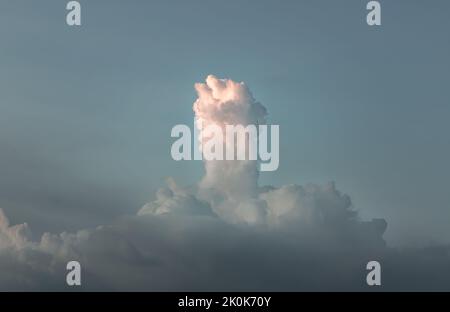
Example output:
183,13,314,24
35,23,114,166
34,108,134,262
193,75,265,222
1,201,448,291
0,208,32,249
0,76,449,291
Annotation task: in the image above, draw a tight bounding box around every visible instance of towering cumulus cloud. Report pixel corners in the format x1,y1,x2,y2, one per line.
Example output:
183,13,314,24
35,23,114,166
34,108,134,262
195,75,267,223
143,76,386,230
0,76,449,291
194,75,266,221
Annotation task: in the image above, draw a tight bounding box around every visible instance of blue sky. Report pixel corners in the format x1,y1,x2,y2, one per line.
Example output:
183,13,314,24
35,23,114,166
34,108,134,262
1,0,449,247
